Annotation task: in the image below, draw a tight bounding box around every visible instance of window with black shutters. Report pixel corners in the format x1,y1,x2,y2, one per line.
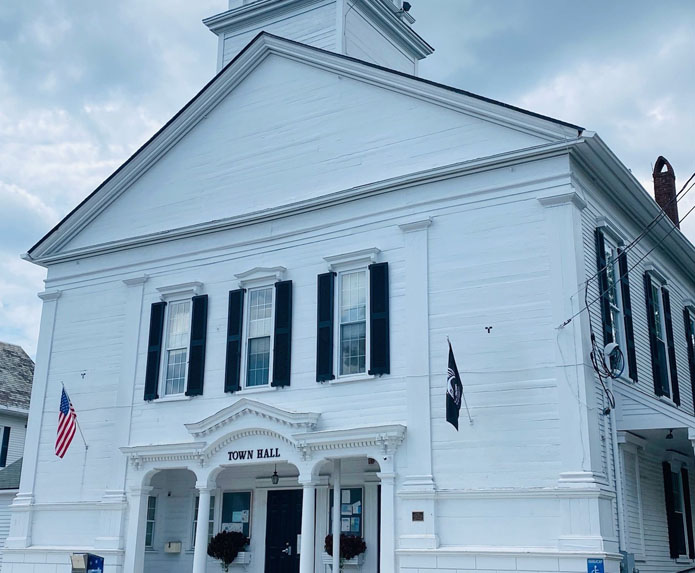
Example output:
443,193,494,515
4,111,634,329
645,273,679,403
316,255,389,381
663,460,695,559
0,427,10,467
224,277,293,391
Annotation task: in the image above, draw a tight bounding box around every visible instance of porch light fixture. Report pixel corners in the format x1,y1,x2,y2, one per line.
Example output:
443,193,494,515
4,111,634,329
271,465,279,485
666,429,674,440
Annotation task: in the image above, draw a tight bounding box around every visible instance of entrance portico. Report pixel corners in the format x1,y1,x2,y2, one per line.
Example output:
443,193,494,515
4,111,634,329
120,399,405,573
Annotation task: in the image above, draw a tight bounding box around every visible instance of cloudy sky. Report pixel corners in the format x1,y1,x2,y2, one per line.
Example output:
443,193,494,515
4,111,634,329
1,0,694,357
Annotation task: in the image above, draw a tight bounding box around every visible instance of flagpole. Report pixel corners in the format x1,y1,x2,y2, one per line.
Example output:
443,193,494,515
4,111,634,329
61,382,88,450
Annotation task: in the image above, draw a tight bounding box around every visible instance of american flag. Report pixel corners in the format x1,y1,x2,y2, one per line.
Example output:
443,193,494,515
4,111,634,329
55,388,77,458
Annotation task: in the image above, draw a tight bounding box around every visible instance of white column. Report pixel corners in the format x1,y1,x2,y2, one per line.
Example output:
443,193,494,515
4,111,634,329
299,479,316,573
378,469,396,573
123,486,152,573
193,485,213,573
6,290,61,549
332,459,341,572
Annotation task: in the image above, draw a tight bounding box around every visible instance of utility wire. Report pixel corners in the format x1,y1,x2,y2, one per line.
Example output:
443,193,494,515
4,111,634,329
570,172,695,303
560,198,695,329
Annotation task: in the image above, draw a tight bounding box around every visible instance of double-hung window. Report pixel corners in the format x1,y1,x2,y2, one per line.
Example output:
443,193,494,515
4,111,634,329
224,268,293,392
594,226,637,380
163,300,191,396
0,427,10,468
317,249,390,382
338,270,368,376
192,495,216,548
684,308,695,412
644,271,680,404
246,287,274,387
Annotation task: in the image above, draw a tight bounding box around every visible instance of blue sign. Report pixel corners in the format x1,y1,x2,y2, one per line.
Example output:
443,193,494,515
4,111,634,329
587,558,604,573
86,553,104,573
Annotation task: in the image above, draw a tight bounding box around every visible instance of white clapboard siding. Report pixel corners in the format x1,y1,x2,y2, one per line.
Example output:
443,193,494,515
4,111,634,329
0,491,16,572
64,53,550,253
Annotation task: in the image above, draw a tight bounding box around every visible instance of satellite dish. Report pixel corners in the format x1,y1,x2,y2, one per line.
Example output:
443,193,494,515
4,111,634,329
603,342,625,378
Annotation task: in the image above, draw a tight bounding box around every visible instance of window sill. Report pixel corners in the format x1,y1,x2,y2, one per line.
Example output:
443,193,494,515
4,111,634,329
156,394,192,403
330,373,376,385
236,385,276,395
676,557,692,564
658,395,678,408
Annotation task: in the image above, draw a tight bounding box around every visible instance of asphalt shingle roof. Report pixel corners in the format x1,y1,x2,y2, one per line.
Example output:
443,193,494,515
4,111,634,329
0,342,34,410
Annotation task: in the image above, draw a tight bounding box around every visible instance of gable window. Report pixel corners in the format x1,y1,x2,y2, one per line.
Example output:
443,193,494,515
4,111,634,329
163,300,191,395
143,283,208,401
192,494,216,548
339,270,368,376
246,287,274,387
317,249,390,382
644,272,680,404
663,460,695,559
145,495,157,549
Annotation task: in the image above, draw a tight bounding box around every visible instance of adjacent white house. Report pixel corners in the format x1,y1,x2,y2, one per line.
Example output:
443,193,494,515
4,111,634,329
5,1,695,573
0,343,33,570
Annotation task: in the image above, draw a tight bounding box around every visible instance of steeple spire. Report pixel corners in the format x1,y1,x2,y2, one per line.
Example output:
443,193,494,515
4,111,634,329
204,0,433,75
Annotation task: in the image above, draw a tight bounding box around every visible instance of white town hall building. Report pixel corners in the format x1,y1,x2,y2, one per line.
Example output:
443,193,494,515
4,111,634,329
6,1,695,573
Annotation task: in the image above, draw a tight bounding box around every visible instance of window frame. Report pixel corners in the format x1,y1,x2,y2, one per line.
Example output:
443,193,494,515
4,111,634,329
159,298,193,397
650,275,676,400
335,267,371,380
191,493,217,550
329,486,364,538
240,285,276,389
603,238,627,361
145,494,158,550
0,426,10,468
220,490,253,539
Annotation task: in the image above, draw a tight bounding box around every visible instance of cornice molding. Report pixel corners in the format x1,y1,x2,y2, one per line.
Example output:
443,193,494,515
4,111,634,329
156,281,204,300
537,190,587,210
123,275,149,287
324,248,380,270
37,290,61,301
235,266,286,287
398,217,432,233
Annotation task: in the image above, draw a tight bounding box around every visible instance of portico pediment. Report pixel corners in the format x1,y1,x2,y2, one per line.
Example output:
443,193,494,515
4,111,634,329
184,398,320,439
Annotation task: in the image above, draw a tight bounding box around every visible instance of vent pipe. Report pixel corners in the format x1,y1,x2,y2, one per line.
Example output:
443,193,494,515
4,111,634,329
653,156,679,228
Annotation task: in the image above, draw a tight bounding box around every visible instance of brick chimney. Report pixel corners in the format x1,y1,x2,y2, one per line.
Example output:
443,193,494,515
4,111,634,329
653,156,679,228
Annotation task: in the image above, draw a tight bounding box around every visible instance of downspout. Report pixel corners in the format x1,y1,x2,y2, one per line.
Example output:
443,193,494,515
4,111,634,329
608,376,627,552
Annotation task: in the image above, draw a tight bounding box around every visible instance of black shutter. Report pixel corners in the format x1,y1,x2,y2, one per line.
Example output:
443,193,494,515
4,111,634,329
618,249,638,381
144,301,166,401
662,288,680,405
595,229,614,345
0,427,10,467
272,280,293,387
682,467,695,559
316,272,335,382
368,262,390,375
224,290,244,393
664,461,680,558
683,308,695,413
185,295,208,397
645,274,668,397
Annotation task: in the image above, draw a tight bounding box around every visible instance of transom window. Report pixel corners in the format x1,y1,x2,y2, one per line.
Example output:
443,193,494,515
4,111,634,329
163,300,191,395
246,287,274,387
339,270,367,376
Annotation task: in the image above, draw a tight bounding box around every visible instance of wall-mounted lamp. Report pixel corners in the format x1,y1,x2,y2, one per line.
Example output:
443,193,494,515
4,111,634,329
271,465,279,485
666,429,674,440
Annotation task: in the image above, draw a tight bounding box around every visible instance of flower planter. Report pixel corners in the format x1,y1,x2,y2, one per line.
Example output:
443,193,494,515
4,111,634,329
321,552,364,570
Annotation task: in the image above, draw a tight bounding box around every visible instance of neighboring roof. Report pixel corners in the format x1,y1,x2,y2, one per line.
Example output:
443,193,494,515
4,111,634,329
0,342,34,411
25,31,583,261
0,458,22,490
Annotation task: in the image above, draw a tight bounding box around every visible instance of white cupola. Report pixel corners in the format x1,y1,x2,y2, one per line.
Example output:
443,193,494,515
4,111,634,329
204,0,433,76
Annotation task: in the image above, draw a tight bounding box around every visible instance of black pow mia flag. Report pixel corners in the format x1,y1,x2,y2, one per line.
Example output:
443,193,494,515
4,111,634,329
446,340,464,430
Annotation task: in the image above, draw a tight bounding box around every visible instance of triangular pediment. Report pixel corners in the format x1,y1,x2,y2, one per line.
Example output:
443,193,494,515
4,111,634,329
27,33,582,264
185,398,320,439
